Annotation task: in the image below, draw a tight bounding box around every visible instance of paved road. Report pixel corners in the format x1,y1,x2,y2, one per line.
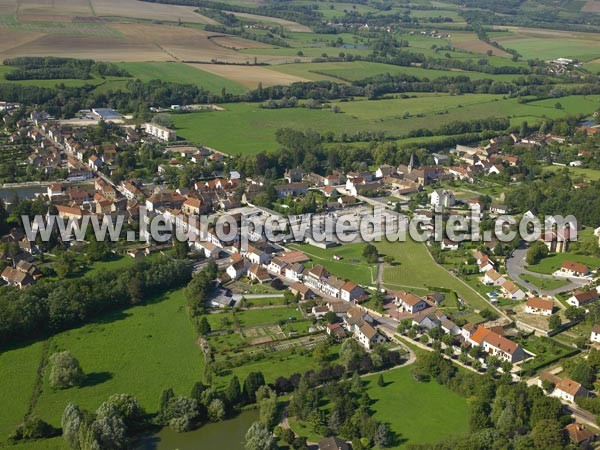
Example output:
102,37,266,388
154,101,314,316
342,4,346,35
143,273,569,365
505,247,588,295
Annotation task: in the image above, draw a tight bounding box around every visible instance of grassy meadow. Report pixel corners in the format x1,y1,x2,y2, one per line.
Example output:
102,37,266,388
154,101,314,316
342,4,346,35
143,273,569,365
527,252,600,275
117,61,248,95
172,93,600,154
289,242,377,286
0,341,47,442
31,290,203,429
271,61,523,82
376,239,490,311
290,364,470,448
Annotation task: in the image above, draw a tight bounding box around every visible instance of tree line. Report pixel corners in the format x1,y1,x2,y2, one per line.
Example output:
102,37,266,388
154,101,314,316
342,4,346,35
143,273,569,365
3,57,130,81
0,257,192,346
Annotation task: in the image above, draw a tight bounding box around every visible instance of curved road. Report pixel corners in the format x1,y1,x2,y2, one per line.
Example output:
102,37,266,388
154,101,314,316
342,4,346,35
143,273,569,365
505,248,587,296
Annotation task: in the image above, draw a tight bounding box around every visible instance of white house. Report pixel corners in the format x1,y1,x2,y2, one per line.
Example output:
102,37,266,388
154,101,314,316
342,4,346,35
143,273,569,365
539,372,589,403
226,255,250,280
525,297,554,316
560,260,590,278
394,291,429,314
567,289,598,308
501,280,526,300
354,322,386,350
469,326,525,363
284,263,305,282
341,281,365,302
441,239,459,251
430,189,455,209
483,269,505,286
590,324,600,343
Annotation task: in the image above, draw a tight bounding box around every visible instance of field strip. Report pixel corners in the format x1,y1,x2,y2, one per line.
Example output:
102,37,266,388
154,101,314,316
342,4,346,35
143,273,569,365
188,63,309,88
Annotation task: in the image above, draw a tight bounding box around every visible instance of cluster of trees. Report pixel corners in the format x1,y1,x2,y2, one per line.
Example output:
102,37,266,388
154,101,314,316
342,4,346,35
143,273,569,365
508,171,600,227
184,260,218,318
284,341,397,449
205,24,291,47
406,351,574,450
0,257,192,345
4,57,129,80
62,394,146,450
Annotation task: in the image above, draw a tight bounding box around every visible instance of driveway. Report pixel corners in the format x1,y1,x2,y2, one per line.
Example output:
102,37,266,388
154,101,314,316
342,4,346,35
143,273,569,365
505,247,588,296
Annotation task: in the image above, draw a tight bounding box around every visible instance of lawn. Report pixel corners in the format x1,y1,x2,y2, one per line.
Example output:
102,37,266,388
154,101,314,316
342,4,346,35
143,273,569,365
32,289,204,428
289,242,377,286
376,239,491,311
520,274,570,291
116,61,248,95
0,341,47,443
289,364,470,448
172,93,600,154
527,253,600,275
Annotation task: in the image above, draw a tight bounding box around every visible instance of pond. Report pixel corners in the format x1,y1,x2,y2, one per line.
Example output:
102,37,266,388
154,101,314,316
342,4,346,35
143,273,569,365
136,409,258,450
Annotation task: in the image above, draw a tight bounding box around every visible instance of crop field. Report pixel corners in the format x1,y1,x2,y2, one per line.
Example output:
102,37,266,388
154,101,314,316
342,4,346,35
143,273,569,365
31,290,203,428
224,10,312,32
118,61,248,94
582,0,600,11
0,18,289,63
187,63,309,88
450,32,509,56
491,27,600,61
6,0,215,24
172,93,600,154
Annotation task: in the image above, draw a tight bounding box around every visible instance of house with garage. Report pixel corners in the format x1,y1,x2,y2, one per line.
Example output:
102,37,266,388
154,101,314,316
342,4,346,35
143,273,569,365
525,297,554,316
394,291,429,314
560,260,590,278
195,240,220,260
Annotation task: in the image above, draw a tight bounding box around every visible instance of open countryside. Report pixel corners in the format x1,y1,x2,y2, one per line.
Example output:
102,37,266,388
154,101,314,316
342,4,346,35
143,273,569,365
1,0,600,449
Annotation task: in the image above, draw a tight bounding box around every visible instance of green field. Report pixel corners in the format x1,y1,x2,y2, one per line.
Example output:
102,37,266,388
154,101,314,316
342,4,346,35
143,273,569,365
272,61,522,82
542,165,600,181
527,252,600,275
32,290,203,429
117,62,248,95
0,341,46,442
173,93,600,154
290,364,469,448
376,239,490,311
491,33,600,61
289,242,377,286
